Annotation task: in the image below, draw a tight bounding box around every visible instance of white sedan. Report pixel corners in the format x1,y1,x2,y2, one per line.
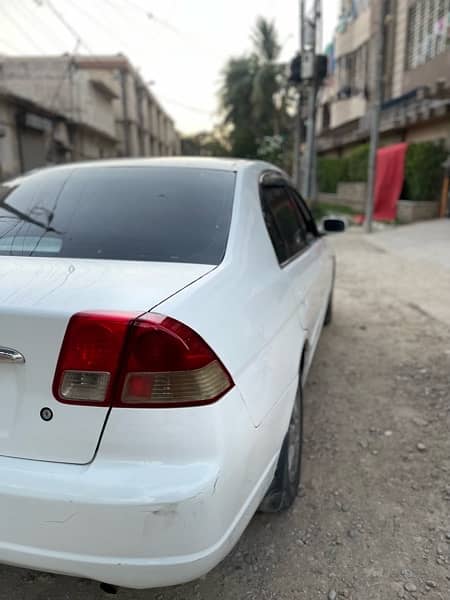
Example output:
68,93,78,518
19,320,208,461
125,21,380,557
0,158,335,590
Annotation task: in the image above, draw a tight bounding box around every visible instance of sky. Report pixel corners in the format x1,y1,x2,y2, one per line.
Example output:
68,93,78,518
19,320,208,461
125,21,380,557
0,0,339,135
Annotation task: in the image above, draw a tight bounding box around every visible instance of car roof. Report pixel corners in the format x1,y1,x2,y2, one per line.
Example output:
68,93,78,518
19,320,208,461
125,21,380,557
27,157,260,175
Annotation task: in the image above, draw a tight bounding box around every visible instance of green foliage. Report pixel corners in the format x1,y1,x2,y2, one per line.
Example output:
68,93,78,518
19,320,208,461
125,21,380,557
257,135,284,166
181,131,229,157
317,145,370,193
317,158,348,193
404,142,447,201
219,17,293,166
251,17,281,62
318,142,447,201
220,56,259,158
345,144,369,182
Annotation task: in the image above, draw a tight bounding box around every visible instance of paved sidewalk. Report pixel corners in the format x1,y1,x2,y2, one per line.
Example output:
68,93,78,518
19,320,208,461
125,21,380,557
369,219,450,271
364,220,450,328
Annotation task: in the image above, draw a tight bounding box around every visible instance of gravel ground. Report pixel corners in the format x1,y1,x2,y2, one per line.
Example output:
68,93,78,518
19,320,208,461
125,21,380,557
2,232,450,600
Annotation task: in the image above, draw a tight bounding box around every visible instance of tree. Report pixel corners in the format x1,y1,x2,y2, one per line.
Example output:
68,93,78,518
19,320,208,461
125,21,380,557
220,55,259,158
219,17,292,165
181,131,229,157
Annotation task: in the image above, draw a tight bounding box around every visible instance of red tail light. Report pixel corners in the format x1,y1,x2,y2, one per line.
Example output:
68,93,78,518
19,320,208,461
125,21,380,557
53,312,233,408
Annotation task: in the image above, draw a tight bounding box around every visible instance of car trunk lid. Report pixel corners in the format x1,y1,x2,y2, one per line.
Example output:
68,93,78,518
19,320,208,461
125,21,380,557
0,256,213,464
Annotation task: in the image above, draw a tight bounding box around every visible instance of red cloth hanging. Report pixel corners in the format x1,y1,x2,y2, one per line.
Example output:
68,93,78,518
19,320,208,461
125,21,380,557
373,142,408,221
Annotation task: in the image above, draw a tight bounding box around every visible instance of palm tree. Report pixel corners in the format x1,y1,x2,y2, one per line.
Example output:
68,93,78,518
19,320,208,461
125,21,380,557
251,17,280,62
220,55,259,158
220,17,290,162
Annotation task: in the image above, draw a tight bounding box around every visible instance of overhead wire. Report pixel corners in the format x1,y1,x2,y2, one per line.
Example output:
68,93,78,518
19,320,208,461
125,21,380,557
42,0,93,54
15,1,68,51
158,96,215,115
46,38,81,110
105,0,223,59
67,0,138,55
0,2,47,53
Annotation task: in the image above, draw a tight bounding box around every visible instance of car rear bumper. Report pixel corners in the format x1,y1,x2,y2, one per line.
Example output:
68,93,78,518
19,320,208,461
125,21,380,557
0,388,280,589
0,458,273,588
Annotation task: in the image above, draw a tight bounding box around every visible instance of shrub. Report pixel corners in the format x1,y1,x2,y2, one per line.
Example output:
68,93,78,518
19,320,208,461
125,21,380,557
318,141,448,201
404,142,447,201
318,157,348,193
318,144,369,192
346,144,369,182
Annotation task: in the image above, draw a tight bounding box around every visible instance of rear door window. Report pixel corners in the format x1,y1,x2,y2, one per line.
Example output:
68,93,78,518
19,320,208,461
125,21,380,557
261,185,308,264
0,166,236,265
288,187,319,243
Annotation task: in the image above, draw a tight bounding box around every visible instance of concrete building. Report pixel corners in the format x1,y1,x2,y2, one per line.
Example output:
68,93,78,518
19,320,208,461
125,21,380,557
0,54,180,180
317,0,450,155
0,87,72,179
73,55,180,158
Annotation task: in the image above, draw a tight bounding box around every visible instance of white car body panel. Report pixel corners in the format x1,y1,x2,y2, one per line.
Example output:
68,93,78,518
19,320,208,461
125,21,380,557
0,258,213,463
0,158,334,588
155,165,334,426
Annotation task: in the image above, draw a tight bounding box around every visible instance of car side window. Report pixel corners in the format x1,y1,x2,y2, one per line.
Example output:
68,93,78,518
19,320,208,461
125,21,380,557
288,187,319,242
261,185,308,264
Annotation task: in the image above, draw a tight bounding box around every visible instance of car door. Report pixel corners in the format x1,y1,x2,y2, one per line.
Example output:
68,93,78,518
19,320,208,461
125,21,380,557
260,181,323,348
286,186,332,349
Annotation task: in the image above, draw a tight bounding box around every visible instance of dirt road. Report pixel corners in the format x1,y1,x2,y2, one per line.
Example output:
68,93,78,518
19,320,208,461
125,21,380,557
3,232,450,600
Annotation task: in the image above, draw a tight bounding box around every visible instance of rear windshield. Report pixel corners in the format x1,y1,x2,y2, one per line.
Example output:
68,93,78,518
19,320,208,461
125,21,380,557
0,166,236,264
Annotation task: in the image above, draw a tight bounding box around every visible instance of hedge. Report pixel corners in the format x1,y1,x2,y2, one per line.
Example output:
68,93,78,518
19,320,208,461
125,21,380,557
404,142,448,201
346,144,370,182
318,141,447,201
317,157,347,193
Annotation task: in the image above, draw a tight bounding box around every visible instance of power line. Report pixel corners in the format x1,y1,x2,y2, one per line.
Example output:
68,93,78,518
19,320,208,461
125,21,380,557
0,3,47,53
47,38,81,111
111,0,181,33
14,1,67,51
116,0,183,35
105,0,223,59
68,0,136,55
158,96,214,115
35,0,93,54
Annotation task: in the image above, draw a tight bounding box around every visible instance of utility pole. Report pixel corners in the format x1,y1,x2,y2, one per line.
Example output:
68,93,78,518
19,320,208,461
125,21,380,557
302,0,320,201
365,0,386,233
292,0,305,189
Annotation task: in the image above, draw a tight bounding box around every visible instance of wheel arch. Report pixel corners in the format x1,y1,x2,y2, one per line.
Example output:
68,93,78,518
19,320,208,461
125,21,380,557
300,339,309,385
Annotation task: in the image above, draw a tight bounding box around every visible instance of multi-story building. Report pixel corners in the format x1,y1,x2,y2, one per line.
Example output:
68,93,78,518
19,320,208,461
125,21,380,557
0,54,180,180
317,0,450,154
0,85,72,179
73,55,180,158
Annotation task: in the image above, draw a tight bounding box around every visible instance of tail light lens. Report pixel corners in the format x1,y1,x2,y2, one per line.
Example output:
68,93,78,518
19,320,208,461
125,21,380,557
53,312,233,408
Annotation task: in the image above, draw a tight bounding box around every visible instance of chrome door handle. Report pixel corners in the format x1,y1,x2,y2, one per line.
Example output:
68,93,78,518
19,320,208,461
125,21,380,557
0,347,25,364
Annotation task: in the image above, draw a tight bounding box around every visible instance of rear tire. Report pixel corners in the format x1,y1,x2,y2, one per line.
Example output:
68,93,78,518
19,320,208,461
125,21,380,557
259,383,303,513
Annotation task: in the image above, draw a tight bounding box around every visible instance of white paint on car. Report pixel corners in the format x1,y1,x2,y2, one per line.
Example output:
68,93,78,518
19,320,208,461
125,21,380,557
0,157,334,588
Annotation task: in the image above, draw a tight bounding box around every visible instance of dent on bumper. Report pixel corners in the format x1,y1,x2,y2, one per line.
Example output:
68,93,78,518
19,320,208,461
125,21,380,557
0,458,221,587
0,387,272,588
0,453,273,588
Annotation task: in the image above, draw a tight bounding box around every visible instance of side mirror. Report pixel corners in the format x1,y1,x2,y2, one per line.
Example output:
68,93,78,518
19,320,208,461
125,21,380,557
320,216,347,234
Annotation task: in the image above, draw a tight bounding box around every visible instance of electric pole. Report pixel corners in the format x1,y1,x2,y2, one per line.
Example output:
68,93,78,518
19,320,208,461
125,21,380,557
365,0,387,233
292,0,305,190
302,0,320,201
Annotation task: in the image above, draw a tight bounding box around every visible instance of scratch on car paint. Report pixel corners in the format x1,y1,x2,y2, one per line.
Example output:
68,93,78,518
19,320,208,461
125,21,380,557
33,264,75,305
43,512,77,525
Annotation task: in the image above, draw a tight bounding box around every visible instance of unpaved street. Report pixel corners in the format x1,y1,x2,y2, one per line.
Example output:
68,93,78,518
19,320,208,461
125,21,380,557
2,231,450,600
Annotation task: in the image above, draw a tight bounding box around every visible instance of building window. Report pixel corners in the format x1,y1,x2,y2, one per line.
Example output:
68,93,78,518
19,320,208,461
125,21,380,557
406,0,450,70
336,42,369,98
